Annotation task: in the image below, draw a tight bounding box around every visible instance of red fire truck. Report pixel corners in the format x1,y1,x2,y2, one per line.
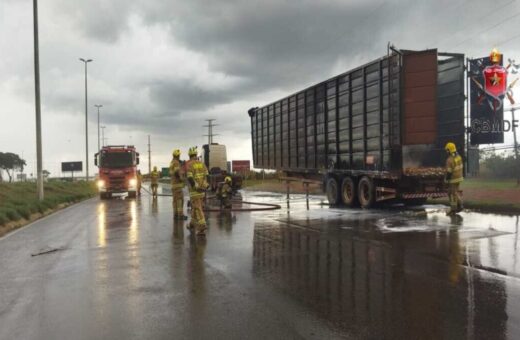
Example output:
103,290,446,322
94,145,140,199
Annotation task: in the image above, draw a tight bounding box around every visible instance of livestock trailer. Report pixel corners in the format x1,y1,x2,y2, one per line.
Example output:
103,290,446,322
248,48,465,208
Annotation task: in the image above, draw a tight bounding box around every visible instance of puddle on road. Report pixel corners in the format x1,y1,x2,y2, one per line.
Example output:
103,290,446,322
246,191,520,339
252,215,520,339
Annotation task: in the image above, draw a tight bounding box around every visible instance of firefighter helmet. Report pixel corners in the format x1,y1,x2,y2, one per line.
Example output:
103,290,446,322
444,142,457,154
172,149,181,158
188,146,198,157
225,176,232,183
153,166,157,171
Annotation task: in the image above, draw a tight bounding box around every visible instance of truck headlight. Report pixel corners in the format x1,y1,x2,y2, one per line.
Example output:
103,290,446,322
97,180,105,188
129,178,137,187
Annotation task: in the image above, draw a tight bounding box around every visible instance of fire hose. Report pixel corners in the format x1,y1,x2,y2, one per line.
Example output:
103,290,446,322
141,186,281,212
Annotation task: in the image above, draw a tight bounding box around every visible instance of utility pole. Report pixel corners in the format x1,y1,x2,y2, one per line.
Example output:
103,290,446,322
147,135,151,175
94,104,103,152
33,0,44,200
203,119,219,145
79,58,93,181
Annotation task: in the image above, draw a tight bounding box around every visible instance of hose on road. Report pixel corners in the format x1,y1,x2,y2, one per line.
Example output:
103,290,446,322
141,186,281,212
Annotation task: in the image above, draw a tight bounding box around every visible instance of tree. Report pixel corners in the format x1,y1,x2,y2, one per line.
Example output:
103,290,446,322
0,152,27,183
480,150,520,178
42,170,50,178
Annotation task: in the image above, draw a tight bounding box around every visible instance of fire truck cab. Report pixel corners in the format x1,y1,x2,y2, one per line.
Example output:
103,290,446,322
94,145,140,199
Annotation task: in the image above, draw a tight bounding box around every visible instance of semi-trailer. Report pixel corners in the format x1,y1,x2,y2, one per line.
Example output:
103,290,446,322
248,47,465,208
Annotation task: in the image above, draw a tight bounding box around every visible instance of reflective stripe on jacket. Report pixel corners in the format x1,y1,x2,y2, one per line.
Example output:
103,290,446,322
220,183,232,198
186,160,209,198
150,170,160,184
446,153,463,184
169,159,185,189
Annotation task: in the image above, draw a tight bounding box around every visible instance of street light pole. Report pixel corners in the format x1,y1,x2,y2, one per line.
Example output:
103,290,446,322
94,104,103,152
101,126,106,147
79,58,93,181
33,0,44,200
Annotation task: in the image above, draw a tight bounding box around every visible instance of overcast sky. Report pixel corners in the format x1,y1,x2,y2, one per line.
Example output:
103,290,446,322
1,0,520,177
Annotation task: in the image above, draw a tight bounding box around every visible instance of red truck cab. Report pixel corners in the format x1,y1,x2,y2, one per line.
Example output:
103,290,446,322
94,145,140,199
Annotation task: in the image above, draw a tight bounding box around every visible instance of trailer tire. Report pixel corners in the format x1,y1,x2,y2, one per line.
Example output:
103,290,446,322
326,177,341,206
358,176,375,209
341,177,359,207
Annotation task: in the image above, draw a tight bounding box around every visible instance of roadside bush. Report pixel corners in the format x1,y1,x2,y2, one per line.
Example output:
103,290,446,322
0,213,7,225
15,206,31,220
27,203,40,214
0,181,96,227
40,200,53,212
5,209,21,222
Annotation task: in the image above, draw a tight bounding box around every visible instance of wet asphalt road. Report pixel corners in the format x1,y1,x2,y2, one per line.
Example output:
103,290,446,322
1,187,520,340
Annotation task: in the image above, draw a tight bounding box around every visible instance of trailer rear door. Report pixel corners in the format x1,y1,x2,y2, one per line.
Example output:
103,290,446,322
402,49,438,145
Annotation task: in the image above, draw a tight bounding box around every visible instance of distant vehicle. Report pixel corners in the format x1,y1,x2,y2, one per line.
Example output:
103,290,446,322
202,143,243,192
248,47,465,208
94,145,140,199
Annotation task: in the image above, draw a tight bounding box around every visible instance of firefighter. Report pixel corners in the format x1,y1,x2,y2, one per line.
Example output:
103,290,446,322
217,176,233,209
444,142,464,215
150,166,160,198
170,149,187,220
186,146,209,236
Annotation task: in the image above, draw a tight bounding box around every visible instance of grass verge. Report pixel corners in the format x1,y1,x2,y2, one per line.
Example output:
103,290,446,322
436,177,520,214
0,181,96,237
245,177,520,214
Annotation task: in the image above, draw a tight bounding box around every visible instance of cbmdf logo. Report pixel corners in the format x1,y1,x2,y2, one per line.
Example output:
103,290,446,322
471,48,518,112
483,49,507,106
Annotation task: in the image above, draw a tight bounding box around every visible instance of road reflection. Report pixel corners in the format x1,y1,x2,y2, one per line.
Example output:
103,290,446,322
215,211,236,234
97,202,106,247
127,200,138,244
172,219,184,244
253,216,509,339
96,199,140,246
187,236,207,295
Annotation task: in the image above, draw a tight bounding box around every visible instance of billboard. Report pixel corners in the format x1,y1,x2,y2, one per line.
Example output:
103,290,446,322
232,160,251,173
61,161,82,172
469,56,504,144
161,167,169,178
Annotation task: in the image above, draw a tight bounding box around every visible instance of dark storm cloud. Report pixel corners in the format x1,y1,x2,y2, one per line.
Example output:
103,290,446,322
52,0,135,43
65,0,502,101
147,80,234,112
46,0,520,134
140,0,388,86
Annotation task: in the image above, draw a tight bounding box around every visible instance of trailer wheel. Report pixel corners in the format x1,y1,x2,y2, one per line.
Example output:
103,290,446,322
326,177,341,206
358,176,375,209
341,177,359,207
